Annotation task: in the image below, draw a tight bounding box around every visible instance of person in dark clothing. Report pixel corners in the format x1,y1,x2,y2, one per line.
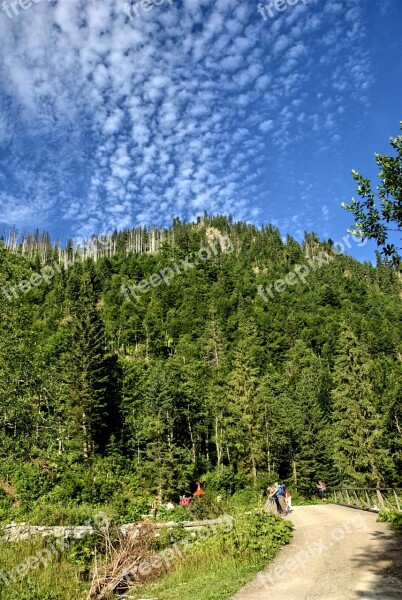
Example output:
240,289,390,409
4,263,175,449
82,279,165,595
316,480,327,500
276,482,287,514
151,497,159,518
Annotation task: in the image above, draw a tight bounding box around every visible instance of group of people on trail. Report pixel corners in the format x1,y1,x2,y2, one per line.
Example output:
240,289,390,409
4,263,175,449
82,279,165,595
265,482,291,515
151,482,206,518
153,478,327,519
264,479,327,516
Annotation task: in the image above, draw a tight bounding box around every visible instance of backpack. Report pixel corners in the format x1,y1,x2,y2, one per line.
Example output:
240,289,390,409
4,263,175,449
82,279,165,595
276,484,285,497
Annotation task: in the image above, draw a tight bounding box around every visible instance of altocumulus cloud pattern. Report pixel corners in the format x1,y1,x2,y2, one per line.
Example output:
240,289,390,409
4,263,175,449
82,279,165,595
0,0,377,240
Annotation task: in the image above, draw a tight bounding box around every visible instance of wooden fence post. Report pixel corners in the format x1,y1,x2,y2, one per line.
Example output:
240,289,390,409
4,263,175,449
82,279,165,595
393,489,401,512
376,489,385,510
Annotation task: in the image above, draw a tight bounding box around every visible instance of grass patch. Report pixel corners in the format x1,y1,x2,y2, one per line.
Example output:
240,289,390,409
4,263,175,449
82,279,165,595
0,491,294,600
132,554,261,600
126,512,293,600
378,510,402,532
0,537,89,600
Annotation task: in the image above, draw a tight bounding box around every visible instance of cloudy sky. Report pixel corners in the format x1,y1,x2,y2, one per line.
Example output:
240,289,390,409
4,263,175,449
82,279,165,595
0,0,401,257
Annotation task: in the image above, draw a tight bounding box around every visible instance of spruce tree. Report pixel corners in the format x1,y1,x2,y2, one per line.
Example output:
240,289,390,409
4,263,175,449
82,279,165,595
284,341,333,493
331,325,392,485
203,309,227,469
257,365,296,480
64,266,110,457
227,321,263,485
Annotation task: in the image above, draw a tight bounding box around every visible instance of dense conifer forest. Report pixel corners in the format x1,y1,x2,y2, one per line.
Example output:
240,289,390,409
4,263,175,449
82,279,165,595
1,216,401,521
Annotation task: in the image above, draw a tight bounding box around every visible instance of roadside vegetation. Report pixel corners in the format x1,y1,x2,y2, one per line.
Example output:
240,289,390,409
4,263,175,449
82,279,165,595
378,510,402,533
0,489,293,600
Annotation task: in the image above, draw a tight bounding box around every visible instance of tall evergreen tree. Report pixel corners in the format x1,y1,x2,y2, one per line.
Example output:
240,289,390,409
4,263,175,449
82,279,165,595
257,365,296,480
203,309,227,468
284,341,333,493
227,321,263,485
63,266,110,457
331,325,393,485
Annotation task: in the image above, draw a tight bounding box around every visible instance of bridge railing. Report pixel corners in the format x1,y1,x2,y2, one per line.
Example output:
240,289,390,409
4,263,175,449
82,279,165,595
329,487,402,513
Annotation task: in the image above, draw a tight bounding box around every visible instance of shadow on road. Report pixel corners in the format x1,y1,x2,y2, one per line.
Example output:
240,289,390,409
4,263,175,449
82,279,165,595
352,524,402,600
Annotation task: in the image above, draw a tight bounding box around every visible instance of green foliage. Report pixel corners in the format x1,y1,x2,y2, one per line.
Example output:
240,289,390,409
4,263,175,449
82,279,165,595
67,536,97,572
201,466,247,495
212,512,292,562
226,487,264,512
378,510,402,532
0,215,401,527
138,512,292,600
189,495,224,520
331,324,395,486
342,123,402,267
0,538,88,600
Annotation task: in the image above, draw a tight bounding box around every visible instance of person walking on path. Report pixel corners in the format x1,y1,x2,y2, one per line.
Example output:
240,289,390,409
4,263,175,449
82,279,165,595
265,482,287,515
263,483,279,514
151,496,159,518
316,480,327,500
285,488,292,513
276,482,287,515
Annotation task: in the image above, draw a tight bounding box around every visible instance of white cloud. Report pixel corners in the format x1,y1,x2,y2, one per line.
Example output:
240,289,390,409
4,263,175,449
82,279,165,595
0,0,375,238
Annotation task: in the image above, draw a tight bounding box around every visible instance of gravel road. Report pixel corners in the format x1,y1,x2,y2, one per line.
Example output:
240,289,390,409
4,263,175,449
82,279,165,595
231,504,402,600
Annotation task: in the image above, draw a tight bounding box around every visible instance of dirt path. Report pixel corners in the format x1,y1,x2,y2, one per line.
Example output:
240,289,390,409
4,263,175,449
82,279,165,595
231,504,402,600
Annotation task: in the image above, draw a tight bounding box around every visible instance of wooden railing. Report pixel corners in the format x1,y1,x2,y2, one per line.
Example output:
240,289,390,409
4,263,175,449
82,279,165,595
330,487,402,513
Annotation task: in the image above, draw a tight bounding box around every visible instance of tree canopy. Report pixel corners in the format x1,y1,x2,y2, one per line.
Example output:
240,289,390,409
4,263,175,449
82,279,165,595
0,216,401,517
342,123,402,268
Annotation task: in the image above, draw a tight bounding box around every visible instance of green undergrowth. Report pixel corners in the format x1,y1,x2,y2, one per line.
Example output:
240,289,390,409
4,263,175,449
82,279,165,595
0,501,117,527
0,537,89,600
0,490,294,600
378,510,402,532
127,512,293,600
0,511,292,600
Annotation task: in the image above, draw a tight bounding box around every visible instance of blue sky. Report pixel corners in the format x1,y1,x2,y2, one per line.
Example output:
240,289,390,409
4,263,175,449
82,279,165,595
0,0,401,261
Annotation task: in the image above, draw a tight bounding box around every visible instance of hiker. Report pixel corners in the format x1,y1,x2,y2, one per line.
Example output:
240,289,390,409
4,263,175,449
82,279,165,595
180,494,191,508
316,480,327,500
269,482,283,513
151,496,159,518
285,488,292,513
276,481,287,514
263,483,278,513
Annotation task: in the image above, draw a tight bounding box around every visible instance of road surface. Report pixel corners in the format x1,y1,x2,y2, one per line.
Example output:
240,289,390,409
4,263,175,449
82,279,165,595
231,504,402,600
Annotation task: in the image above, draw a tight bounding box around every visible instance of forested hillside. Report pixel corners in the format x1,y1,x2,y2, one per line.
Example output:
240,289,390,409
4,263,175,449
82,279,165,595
1,216,401,521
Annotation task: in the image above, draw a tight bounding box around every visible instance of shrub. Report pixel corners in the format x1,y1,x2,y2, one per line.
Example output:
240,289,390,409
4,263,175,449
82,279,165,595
378,510,402,532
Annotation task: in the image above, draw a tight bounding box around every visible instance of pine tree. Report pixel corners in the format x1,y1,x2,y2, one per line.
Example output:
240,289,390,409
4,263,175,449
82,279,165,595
331,325,393,485
227,321,263,485
203,309,227,468
257,366,296,480
64,266,110,457
284,341,333,493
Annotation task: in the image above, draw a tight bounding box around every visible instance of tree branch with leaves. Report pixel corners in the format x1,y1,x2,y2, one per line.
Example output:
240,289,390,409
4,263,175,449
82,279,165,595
342,123,402,268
